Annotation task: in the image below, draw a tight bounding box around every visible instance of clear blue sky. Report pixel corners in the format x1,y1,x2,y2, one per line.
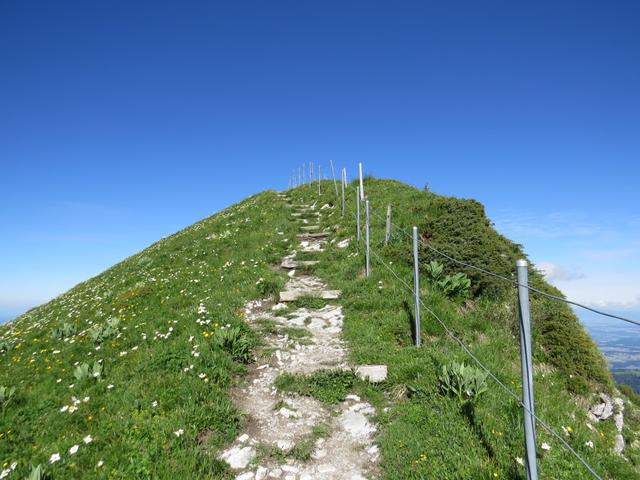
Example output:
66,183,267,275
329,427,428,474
1,1,639,322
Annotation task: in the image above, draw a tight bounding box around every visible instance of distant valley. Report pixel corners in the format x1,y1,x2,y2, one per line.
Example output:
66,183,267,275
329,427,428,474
581,310,640,393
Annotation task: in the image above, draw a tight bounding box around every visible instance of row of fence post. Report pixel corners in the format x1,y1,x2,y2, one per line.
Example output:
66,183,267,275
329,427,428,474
349,172,538,480
289,160,538,480
287,163,538,480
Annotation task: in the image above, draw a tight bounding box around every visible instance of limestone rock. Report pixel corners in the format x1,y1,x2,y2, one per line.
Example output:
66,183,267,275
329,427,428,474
221,446,256,469
355,365,388,383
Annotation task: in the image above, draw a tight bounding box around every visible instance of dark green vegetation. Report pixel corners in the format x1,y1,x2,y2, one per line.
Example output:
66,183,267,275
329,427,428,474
1,178,638,479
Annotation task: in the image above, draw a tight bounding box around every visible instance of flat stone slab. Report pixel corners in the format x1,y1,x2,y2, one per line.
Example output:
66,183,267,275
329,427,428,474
297,232,329,239
279,290,341,302
281,259,320,269
300,225,320,231
355,365,388,383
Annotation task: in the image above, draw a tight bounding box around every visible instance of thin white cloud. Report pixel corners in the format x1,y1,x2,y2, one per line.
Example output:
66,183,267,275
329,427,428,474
537,262,584,281
491,210,600,239
581,247,640,261
551,273,640,309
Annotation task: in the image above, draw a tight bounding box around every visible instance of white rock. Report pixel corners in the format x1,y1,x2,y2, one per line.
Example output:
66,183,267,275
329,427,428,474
236,473,254,480
311,448,327,460
255,466,268,480
355,365,387,383
317,464,336,473
221,446,256,469
238,434,249,443
276,439,294,451
615,434,625,455
346,394,361,402
281,465,298,473
588,393,614,421
267,469,282,478
341,408,377,438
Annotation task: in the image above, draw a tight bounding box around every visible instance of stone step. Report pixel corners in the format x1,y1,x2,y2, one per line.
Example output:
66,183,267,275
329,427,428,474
280,259,320,269
300,225,320,231
279,290,341,302
296,232,329,239
355,365,388,383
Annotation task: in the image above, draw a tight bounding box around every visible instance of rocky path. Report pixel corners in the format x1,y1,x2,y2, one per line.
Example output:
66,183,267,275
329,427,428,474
219,197,380,480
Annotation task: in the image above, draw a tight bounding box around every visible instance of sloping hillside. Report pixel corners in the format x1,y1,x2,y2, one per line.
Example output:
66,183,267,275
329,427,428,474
0,191,295,478
1,178,639,479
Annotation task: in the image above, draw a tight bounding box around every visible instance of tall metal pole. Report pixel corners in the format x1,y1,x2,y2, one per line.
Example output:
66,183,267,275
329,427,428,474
412,227,421,346
517,259,538,480
365,199,370,277
317,165,321,196
385,205,392,244
330,160,339,198
356,186,361,241
341,170,346,217
358,162,364,200
310,161,314,183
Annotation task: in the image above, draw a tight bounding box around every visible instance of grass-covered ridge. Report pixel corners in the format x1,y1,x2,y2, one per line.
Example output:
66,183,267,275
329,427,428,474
0,190,296,479
2,178,639,479
287,178,640,479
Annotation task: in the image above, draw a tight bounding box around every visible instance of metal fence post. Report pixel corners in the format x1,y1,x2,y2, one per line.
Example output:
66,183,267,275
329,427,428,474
356,186,361,241
412,226,421,346
330,160,339,198
359,162,364,200
365,199,370,277
385,205,392,244
517,259,538,480
318,165,321,196
310,161,314,183
341,170,346,217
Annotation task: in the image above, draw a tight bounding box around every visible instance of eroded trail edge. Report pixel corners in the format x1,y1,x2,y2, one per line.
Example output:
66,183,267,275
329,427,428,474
220,196,379,480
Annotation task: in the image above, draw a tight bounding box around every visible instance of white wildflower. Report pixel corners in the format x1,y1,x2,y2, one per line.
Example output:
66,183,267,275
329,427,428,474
174,429,184,437
49,453,61,463
69,444,79,455
83,435,93,444
541,442,551,451
585,440,594,448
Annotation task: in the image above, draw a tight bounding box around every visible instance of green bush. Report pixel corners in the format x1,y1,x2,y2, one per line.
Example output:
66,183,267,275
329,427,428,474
425,261,471,299
73,361,103,382
438,362,488,402
420,197,521,298
88,317,120,343
0,385,16,410
51,322,77,340
213,326,252,363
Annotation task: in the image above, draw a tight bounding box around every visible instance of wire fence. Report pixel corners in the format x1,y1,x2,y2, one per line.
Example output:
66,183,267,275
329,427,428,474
367,206,640,328
288,163,632,479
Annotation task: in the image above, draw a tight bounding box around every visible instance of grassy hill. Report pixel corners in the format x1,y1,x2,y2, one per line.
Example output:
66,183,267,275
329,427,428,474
1,178,639,479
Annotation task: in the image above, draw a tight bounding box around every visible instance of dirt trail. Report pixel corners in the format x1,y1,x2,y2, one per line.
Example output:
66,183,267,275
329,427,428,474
219,199,379,480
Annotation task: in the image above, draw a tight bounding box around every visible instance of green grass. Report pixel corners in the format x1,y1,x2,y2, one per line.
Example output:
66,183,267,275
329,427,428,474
0,190,297,479
2,178,638,479
288,178,639,479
